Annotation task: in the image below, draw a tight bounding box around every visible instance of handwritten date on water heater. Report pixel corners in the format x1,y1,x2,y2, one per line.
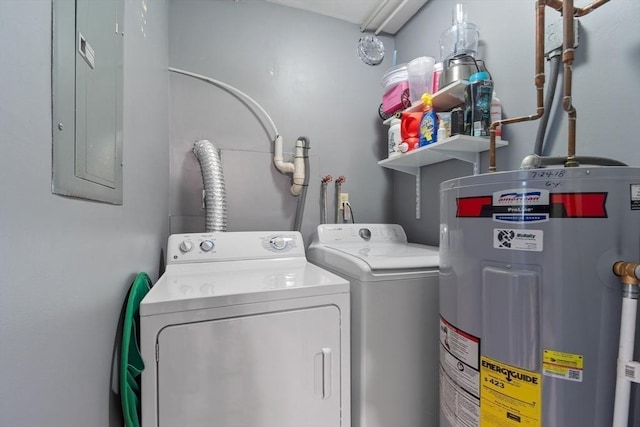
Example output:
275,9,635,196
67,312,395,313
529,170,566,179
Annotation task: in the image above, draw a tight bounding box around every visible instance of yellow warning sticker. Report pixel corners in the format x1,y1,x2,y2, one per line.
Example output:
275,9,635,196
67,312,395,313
542,349,584,382
480,356,541,427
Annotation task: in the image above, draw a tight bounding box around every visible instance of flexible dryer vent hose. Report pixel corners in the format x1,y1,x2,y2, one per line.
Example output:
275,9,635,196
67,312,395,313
193,140,227,232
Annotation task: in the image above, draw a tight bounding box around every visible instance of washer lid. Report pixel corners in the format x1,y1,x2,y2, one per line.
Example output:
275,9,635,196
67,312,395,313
325,242,440,271
140,259,349,316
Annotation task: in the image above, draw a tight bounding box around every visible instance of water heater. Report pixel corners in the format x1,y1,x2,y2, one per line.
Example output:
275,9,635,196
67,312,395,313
439,166,640,426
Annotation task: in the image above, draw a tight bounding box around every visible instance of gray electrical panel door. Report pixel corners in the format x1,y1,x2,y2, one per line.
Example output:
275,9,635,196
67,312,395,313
157,306,342,427
52,0,123,204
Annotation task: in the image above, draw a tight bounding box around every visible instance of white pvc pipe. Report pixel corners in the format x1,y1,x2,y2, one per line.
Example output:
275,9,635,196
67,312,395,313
169,67,304,196
612,296,638,427
290,139,305,196
169,67,279,136
273,135,295,174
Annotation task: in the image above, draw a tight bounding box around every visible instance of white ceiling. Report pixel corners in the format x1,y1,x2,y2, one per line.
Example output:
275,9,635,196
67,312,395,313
265,0,429,34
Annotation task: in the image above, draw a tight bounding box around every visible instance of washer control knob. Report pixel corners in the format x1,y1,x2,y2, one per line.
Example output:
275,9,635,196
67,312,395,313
179,241,193,253
269,237,287,251
359,228,372,241
200,240,215,252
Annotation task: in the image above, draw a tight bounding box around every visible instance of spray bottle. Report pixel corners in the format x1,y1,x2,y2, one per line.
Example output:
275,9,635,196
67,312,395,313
419,93,438,146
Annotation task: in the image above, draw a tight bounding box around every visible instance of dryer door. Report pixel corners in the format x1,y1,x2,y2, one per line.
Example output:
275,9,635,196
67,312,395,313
156,305,342,427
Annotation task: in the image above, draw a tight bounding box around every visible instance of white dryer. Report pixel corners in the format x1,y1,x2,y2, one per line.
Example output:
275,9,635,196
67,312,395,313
140,231,350,427
307,224,439,427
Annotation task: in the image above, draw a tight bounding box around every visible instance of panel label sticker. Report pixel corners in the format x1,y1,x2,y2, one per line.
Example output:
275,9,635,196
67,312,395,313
441,365,480,427
492,188,549,223
631,184,640,210
542,349,584,382
440,316,481,427
493,229,543,252
441,317,480,370
480,356,541,426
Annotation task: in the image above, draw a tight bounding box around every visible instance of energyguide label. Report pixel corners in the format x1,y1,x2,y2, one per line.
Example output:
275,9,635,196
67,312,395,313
542,349,584,382
480,356,541,426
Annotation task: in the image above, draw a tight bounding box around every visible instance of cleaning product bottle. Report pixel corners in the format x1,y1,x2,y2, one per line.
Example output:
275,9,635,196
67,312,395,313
419,93,438,146
465,71,493,137
490,91,502,138
401,111,422,151
438,117,448,142
388,118,401,157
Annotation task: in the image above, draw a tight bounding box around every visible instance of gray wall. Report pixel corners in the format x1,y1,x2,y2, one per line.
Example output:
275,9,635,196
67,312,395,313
0,0,169,426
393,0,640,245
168,0,395,243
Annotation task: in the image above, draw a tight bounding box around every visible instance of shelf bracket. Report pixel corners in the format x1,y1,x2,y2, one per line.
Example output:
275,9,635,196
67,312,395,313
415,169,421,219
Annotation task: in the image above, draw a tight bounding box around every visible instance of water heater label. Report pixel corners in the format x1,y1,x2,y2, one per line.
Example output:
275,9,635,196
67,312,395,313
440,316,481,426
493,229,543,252
542,349,584,382
631,184,640,210
480,356,541,426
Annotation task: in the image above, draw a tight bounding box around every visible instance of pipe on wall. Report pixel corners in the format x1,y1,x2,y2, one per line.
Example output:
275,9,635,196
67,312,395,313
320,175,332,224
169,67,306,197
334,176,345,224
488,0,546,172
293,138,310,231
612,261,640,427
488,0,610,172
520,154,627,169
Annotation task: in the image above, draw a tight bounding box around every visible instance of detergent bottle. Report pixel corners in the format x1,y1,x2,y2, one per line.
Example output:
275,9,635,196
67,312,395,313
419,93,438,146
401,111,422,151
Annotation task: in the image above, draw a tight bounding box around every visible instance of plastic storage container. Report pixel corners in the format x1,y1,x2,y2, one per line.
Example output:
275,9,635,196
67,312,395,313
381,64,409,115
432,62,443,94
381,63,408,91
407,56,436,104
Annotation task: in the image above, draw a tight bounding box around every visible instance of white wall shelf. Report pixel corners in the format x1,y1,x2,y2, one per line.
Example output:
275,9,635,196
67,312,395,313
378,135,508,175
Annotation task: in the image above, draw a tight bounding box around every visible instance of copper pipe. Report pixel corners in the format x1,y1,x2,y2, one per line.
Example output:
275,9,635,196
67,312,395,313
545,0,564,11
613,261,640,286
548,0,609,16
489,0,547,172
574,0,610,17
562,0,580,167
488,0,611,172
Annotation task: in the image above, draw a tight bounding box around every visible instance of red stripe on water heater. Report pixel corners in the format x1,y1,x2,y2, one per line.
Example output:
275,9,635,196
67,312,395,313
457,196,492,217
456,192,608,218
550,193,608,218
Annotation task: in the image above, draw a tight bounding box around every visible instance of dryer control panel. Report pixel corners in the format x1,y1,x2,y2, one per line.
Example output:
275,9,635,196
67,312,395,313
314,224,407,244
167,231,305,264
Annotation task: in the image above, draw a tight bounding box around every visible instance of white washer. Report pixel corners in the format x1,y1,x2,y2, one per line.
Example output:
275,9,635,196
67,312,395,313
307,224,439,427
140,231,351,427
